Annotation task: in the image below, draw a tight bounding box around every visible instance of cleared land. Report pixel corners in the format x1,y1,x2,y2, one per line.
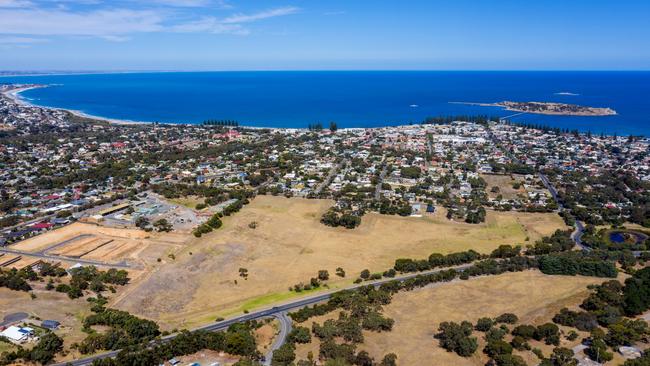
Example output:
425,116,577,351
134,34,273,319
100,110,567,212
10,222,187,265
113,195,567,329
355,271,605,366
481,174,526,200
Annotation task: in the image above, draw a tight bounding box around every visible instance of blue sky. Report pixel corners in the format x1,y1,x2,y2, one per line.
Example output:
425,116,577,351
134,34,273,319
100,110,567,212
0,0,649,70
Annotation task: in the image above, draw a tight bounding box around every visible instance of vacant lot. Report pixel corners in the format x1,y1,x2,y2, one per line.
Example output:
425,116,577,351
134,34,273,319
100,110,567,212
114,196,567,329
481,174,526,200
10,222,187,266
359,271,604,366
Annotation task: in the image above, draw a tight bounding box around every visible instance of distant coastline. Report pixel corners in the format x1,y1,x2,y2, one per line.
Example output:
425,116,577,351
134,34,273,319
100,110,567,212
2,84,152,125
451,101,617,117
1,71,645,134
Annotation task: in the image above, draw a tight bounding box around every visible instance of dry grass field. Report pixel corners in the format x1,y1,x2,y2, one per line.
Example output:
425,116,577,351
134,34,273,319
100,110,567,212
481,174,526,200
113,195,567,329
355,271,605,366
0,286,93,360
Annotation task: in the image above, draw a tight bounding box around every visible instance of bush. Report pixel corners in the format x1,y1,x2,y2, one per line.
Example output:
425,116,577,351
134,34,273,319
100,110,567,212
475,317,493,332
495,313,518,324
435,321,478,357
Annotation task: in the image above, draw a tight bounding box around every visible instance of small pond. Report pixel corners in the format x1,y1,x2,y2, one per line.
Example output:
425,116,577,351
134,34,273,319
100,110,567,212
609,230,648,244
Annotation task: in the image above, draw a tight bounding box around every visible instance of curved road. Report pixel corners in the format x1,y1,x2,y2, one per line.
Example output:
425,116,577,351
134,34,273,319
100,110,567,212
538,173,589,252
264,312,292,365
53,263,474,366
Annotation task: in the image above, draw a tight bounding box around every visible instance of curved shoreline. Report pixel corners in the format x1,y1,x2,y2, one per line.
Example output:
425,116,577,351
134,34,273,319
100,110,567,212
3,85,154,125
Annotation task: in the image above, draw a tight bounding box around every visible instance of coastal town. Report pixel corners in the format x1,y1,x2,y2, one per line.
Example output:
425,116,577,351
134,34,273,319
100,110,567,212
1,83,650,366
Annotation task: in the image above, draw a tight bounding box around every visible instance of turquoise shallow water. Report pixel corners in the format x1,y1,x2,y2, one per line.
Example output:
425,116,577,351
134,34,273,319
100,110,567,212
2,71,649,135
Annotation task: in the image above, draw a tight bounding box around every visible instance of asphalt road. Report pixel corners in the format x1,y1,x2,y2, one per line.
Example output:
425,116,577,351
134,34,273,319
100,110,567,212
53,263,474,366
374,165,388,201
0,247,134,269
263,312,292,365
314,160,347,195
538,172,589,252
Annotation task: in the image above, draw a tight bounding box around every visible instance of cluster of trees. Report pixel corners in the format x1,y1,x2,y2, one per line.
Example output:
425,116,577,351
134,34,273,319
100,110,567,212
91,323,261,366
435,321,478,357
193,213,223,237
0,267,35,291
557,170,650,227
153,218,173,232
193,197,251,237
525,230,576,255
79,308,160,354
546,273,650,363
0,332,64,365
320,209,362,229
421,115,500,125
537,252,618,278
441,313,580,366
290,270,330,292
377,198,414,217
202,119,239,127
464,206,487,224
393,250,483,273
399,166,421,179
55,266,130,299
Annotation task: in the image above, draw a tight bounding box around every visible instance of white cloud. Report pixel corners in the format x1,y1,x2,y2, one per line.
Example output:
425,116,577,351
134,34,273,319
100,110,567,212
0,4,299,40
222,6,299,24
0,0,33,8
171,17,248,34
0,36,47,43
0,8,164,36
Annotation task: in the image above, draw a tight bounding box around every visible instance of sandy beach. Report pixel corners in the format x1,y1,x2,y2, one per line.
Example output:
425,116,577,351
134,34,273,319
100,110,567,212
1,84,152,126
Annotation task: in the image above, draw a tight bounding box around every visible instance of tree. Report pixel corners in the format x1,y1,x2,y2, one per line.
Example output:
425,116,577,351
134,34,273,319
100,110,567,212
585,336,613,363
153,218,173,232
548,347,577,366
29,332,64,364
484,340,513,358
475,317,494,332
318,270,330,281
335,267,346,277
135,216,149,229
493,354,527,366
288,326,311,344
495,313,518,324
329,121,338,132
271,342,296,366
435,321,478,357
379,353,397,366
360,269,370,280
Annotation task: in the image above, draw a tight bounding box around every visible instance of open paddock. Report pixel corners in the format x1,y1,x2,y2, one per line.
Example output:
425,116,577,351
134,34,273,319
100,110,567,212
357,271,604,366
114,195,568,329
481,174,526,200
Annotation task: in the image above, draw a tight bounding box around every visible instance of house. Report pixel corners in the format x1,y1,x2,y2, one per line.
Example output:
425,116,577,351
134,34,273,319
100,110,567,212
1,325,34,343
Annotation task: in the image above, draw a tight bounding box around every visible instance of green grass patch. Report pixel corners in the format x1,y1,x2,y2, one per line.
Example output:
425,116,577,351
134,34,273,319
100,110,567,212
169,196,205,210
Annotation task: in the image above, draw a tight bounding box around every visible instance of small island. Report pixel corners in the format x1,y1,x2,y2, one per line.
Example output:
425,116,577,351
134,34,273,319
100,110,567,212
453,100,617,116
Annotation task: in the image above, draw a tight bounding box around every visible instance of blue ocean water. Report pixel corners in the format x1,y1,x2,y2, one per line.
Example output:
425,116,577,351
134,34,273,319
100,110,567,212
2,71,649,135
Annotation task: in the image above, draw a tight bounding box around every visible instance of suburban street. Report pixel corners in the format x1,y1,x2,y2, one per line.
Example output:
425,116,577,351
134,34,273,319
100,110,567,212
314,159,347,195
